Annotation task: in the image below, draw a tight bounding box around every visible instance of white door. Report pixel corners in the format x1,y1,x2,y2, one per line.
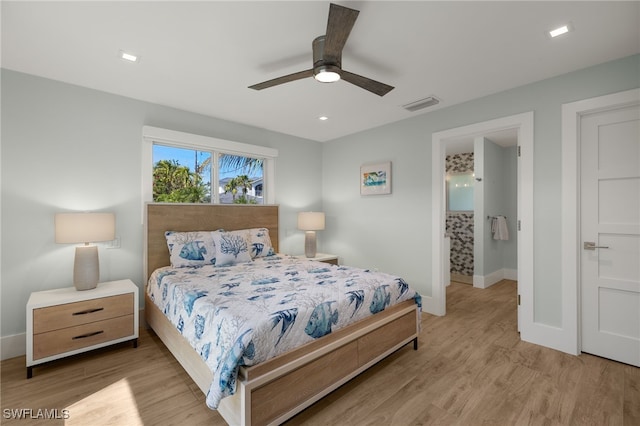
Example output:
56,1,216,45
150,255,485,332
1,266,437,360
580,103,640,367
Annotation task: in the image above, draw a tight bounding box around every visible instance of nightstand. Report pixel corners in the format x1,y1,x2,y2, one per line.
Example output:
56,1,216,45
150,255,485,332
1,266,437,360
294,253,339,265
26,279,139,378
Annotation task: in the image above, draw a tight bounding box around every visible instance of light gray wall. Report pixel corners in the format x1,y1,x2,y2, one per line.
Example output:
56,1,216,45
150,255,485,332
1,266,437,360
477,138,517,276
482,137,505,275
0,69,323,338
322,54,640,325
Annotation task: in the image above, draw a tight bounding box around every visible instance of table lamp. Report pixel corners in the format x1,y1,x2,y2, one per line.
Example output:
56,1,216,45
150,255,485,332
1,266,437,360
297,212,325,258
55,212,115,291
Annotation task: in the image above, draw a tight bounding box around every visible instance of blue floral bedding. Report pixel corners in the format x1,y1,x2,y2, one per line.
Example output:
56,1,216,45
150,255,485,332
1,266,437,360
147,255,421,409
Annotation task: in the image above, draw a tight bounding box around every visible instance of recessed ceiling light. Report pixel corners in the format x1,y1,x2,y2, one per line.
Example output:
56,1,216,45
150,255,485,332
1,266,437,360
119,50,139,62
548,24,572,38
318,116,329,121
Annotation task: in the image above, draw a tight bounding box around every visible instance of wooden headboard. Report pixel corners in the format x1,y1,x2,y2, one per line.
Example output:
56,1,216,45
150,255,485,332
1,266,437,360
144,203,279,281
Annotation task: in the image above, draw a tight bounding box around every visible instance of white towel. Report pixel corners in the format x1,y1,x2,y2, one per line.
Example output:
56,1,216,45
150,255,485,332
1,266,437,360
492,216,509,241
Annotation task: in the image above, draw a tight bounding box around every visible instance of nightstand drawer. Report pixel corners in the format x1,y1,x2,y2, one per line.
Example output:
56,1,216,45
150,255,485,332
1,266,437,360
33,314,134,360
33,293,134,334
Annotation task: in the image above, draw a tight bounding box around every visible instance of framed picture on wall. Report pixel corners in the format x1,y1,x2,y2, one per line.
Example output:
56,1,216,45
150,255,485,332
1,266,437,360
361,161,391,195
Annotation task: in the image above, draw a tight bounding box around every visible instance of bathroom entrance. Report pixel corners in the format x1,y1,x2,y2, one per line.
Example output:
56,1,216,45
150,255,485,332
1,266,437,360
432,112,533,336
445,131,518,288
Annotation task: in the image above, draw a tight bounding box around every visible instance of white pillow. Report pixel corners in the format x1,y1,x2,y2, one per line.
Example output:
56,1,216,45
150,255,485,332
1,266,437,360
211,230,253,266
165,231,217,268
247,228,275,258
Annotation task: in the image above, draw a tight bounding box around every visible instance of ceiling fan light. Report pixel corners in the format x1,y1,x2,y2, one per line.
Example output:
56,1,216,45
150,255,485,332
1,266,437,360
315,71,340,83
314,66,341,83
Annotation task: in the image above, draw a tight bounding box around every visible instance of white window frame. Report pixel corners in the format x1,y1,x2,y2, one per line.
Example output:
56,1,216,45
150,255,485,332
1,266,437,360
142,126,277,205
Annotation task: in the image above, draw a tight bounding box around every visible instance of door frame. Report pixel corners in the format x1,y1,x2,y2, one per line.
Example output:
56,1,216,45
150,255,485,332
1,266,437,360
430,112,534,340
561,88,640,356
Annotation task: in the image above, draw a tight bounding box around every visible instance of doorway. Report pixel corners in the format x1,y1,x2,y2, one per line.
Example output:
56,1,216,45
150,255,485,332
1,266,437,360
431,112,534,339
444,135,518,288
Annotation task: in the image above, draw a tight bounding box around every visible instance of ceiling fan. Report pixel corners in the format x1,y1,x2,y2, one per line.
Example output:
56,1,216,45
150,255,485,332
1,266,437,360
248,3,394,97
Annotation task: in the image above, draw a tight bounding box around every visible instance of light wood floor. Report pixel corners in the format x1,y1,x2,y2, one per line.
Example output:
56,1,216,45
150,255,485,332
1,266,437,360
2,280,638,425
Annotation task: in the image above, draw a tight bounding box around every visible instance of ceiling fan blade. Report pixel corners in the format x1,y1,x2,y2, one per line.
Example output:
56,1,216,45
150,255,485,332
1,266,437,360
249,69,314,90
341,70,394,97
323,3,359,63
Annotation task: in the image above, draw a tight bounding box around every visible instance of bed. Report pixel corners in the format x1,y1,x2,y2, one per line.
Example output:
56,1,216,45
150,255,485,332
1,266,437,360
144,203,421,425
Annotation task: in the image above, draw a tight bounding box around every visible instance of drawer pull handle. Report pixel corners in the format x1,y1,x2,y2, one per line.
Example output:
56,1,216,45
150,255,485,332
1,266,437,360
72,307,104,316
72,330,104,340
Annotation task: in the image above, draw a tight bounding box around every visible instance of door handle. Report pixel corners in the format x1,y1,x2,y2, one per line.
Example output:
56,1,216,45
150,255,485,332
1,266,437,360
583,242,610,250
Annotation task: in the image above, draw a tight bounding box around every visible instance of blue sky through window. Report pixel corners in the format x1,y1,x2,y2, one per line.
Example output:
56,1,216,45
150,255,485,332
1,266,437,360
153,144,263,181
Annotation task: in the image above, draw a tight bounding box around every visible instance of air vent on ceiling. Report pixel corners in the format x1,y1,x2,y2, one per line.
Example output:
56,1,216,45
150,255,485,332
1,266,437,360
402,96,441,112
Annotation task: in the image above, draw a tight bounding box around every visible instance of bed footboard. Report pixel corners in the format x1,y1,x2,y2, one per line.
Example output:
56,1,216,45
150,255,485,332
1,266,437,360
145,294,419,426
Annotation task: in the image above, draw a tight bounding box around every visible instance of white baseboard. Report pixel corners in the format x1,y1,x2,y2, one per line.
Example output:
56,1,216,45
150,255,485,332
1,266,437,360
504,268,517,280
474,268,518,289
1,333,25,361
422,295,440,316
521,321,579,356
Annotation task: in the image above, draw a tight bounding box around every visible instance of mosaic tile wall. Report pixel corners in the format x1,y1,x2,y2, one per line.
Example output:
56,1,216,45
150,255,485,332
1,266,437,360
446,152,474,276
447,213,474,276
446,152,474,173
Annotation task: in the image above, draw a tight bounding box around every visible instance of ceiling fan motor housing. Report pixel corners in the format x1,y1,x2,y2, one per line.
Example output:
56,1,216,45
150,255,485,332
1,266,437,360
313,35,342,78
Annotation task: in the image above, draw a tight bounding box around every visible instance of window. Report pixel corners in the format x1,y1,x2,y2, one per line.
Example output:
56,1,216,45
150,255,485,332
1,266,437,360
217,154,264,204
142,126,277,205
446,172,474,211
153,145,212,203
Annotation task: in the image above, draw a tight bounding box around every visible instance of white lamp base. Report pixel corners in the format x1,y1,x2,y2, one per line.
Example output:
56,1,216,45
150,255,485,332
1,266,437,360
304,231,317,258
74,245,99,291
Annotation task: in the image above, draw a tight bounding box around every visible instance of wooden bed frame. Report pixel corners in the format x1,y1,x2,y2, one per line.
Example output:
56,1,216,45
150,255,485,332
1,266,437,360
144,203,420,425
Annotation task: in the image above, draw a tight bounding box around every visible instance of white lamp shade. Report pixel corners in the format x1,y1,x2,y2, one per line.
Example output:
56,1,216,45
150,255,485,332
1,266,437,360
297,212,325,231
55,213,115,244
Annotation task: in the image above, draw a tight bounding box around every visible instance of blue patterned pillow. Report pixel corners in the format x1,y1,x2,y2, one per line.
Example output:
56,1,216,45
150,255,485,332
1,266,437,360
165,231,217,268
246,228,275,258
211,230,252,266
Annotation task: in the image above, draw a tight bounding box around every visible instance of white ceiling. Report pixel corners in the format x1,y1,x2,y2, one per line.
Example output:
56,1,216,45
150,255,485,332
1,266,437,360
2,1,639,142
